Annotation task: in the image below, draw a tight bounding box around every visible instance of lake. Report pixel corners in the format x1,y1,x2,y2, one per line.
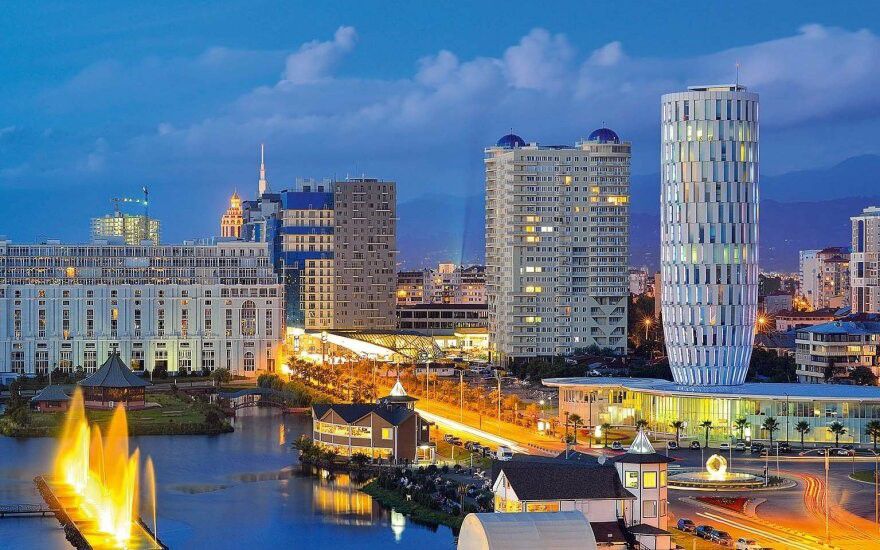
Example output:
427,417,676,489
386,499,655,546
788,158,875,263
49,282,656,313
0,409,455,549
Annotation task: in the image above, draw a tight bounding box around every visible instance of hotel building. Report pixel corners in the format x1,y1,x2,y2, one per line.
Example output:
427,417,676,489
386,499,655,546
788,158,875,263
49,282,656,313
851,206,880,313
545,85,880,445
485,130,630,363
395,264,486,306
0,239,283,377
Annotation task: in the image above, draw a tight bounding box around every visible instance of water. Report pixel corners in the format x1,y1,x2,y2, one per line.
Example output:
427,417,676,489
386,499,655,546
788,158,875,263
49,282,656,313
0,409,454,549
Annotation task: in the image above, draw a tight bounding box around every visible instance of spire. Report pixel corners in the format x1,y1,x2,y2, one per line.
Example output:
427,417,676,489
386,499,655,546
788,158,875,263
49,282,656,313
258,143,270,196
389,377,408,397
629,428,656,454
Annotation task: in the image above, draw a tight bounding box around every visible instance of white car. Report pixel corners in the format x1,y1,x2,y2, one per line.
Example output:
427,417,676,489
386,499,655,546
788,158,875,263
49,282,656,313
734,442,747,451
719,443,731,451
496,446,514,461
736,538,762,550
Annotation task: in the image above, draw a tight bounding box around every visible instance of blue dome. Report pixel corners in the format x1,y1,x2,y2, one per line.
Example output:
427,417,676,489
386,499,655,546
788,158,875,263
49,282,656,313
587,127,620,144
496,133,526,148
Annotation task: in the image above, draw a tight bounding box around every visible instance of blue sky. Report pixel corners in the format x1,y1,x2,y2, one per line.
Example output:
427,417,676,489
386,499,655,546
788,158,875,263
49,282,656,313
2,1,880,244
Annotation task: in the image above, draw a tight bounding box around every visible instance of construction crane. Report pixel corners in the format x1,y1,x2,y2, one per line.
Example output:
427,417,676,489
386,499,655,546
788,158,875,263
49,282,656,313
110,187,151,242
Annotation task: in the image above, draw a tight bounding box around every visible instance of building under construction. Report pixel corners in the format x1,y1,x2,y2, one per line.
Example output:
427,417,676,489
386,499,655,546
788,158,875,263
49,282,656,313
91,188,160,245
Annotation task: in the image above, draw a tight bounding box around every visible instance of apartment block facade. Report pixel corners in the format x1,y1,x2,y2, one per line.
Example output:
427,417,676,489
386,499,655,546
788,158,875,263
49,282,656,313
485,130,630,363
852,207,880,314
799,247,850,310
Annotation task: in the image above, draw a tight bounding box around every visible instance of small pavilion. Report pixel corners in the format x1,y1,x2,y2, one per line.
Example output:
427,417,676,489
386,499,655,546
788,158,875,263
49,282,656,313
377,378,419,410
78,352,150,409
30,385,72,412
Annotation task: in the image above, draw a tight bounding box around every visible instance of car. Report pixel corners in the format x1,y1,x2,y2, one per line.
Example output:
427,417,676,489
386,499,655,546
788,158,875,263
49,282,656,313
443,434,456,444
689,441,702,449
778,442,792,453
719,443,731,451
836,447,855,456
667,441,679,450
482,447,495,458
448,437,463,446
611,441,623,451
676,518,696,532
750,443,765,453
710,529,734,546
464,441,477,451
736,538,762,550
734,442,747,451
496,446,514,461
695,525,714,539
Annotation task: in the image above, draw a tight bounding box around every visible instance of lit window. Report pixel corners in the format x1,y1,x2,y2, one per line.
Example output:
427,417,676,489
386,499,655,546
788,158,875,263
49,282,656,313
660,470,667,487
625,471,639,488
381,428,392,440
643,471,657,488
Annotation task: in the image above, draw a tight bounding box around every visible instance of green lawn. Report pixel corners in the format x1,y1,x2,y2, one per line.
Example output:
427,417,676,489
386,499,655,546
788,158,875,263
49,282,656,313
1,393,231,437
851,469,880,483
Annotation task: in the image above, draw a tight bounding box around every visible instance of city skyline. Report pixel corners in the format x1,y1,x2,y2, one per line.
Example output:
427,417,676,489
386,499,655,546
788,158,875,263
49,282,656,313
1,4,880,250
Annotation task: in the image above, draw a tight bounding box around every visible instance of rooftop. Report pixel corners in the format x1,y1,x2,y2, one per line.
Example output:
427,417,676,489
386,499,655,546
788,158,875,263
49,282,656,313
79,353,149,388
312,403,415,426
30,385,72,403
542,377,880,402
493,457,634,501
687,84,748,92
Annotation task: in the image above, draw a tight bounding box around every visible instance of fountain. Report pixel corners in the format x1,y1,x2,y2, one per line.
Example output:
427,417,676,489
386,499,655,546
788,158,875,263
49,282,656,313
667,453,766,490
35,388,164,549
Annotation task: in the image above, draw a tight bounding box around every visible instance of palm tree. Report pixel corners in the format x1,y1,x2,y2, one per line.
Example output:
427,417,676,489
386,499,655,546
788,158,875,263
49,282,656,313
867,421,880,452
568,414,583,445
795,421,811,449
700,420,713,448
601,422,612,448
733,417,749,441
762,417,780,449
635,419,649,431
828,421,847,448
670,420,685,445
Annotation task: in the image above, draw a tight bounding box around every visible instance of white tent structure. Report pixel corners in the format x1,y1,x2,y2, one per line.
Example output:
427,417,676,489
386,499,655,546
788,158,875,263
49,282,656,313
457,512,598,550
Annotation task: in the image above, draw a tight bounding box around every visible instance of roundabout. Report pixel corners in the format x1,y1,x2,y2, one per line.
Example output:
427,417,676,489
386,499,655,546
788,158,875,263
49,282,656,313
668,454,788,491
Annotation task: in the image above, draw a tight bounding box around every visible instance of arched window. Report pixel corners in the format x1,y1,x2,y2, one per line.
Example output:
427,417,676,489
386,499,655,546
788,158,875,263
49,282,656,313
244,352,255,372
241,300,256,336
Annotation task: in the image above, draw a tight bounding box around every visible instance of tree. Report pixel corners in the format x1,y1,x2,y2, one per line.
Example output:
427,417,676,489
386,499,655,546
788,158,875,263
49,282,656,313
568,414,583,445
850,366,878,386
350,452,370,471
211,368,231,388
828,421,847,447
866,421,880,451
795,421,811,449
670,420,685,445
762,417,780,449
635,419,649,431
700,420,713,448
733,417,749,441
601,423,612,448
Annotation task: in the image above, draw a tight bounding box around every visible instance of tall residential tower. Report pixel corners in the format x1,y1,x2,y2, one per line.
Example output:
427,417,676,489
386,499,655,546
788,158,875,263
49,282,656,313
660,85,759,385
485,130,630,364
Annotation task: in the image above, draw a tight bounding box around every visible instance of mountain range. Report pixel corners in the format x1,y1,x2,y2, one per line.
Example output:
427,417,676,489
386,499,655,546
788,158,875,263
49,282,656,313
398,154,880,272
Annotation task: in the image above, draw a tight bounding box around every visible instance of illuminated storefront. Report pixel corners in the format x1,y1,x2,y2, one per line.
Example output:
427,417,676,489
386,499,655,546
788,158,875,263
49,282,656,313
546,377,880,445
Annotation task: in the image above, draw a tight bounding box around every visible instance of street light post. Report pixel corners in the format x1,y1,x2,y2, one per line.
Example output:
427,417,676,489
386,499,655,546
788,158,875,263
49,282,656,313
825,447,830,543
459,368,464,422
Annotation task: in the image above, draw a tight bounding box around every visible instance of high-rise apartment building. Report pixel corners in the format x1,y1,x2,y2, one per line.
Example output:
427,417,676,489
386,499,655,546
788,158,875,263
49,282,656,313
241,168,397,331
851,207,880,313
220,192,244,238
485,130,630,363
91,213,160,245
799,247,850,310
0,239,283,376
660,85,759,385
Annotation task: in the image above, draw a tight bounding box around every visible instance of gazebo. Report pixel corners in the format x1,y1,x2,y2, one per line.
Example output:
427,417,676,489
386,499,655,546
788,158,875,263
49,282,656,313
30,385,72,412
377,377,419,410
78,352,150,409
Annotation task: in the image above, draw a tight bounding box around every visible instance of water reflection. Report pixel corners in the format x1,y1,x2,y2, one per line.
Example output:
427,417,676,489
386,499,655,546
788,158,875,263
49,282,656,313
311,471,376,525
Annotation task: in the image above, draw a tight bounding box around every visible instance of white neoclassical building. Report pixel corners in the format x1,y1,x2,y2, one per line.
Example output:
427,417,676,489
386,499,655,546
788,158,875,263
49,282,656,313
660,85,760,385
0,239,284,377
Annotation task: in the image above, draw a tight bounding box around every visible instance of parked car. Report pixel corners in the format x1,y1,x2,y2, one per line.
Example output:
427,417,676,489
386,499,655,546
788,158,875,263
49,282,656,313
667,441,679,450
734,442,747,451
496,446,514,461
464,441,477,451
481,447,495,459
449,437,463,446
690,441,702,449
443,434,456,444
778,442,792,453
611,441,623,451
710,529,734,546
677,518,696,532
736,538,762,550
750,443,765,453
695,525,714,539
719,443,731,451
836,447,855,456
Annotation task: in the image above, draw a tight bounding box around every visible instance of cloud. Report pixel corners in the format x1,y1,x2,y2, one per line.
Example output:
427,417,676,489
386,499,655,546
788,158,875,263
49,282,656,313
3,24,880,244
282,26,358,84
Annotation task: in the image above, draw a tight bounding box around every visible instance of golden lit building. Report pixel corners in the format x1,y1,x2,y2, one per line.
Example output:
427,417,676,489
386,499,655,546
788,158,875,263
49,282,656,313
220,192,244,238
91,213,160,245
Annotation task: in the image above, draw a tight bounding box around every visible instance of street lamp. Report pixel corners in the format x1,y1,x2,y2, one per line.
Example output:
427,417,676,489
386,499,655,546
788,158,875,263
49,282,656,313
643,317,652,341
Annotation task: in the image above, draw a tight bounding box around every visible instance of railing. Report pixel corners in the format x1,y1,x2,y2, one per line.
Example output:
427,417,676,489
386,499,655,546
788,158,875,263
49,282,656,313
0,503,55,518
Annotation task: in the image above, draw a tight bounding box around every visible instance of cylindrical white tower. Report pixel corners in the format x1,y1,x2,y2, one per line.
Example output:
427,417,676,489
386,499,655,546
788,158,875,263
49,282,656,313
660,85,759,385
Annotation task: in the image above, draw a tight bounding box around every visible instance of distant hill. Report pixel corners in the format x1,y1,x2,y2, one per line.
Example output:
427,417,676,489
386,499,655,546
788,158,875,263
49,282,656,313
398,155,880,272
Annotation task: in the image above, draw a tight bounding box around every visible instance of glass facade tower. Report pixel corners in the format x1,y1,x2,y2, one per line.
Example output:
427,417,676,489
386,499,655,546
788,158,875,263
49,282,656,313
660,85,759,385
